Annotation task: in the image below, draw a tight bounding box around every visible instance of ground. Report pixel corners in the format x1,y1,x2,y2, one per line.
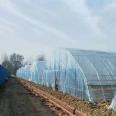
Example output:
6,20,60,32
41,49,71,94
0,77,56,116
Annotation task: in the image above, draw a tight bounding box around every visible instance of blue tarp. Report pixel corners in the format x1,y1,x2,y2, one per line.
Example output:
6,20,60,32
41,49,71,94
0,65,9,86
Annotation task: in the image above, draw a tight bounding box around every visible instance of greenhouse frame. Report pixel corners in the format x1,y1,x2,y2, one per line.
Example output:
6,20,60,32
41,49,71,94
17,48,116,102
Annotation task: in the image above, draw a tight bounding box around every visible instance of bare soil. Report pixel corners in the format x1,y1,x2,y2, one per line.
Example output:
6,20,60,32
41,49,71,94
0,78,56,116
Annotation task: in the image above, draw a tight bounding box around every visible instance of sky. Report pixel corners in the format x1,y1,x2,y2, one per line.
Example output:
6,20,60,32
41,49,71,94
0,0,116,61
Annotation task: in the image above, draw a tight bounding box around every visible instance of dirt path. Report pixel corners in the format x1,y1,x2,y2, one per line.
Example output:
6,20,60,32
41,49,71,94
0,77,56,116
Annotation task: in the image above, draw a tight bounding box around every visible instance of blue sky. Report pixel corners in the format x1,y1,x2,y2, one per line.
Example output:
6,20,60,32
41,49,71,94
0,0,116,60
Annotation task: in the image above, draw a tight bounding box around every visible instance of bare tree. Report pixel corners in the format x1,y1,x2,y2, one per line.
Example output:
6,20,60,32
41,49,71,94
1,54,11,73
2,53,24,75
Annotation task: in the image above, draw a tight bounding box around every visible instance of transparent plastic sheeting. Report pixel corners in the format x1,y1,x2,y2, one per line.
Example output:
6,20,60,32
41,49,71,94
17,49,116,102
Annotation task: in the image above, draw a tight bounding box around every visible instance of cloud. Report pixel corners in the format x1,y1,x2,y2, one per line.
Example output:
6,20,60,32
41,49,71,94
63,0,100,33
3,0,73,43
98,1,116,39
0,0,116,58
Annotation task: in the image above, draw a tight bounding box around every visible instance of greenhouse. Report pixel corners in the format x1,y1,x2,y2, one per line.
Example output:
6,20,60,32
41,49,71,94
17,48,116,102
17,61,46,84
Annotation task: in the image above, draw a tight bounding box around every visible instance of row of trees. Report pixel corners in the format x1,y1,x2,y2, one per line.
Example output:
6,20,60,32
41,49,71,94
1,53,45,75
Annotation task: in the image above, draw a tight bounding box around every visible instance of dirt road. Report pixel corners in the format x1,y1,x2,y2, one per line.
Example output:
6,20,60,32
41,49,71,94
0,77,56,116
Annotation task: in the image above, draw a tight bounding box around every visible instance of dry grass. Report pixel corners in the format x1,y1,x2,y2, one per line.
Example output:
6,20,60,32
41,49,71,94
28,81,116,116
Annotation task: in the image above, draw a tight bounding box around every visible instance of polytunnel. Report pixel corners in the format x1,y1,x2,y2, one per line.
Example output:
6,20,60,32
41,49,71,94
17,61,46,84
46,48,116,102
17,48,116,102
30,61,46,84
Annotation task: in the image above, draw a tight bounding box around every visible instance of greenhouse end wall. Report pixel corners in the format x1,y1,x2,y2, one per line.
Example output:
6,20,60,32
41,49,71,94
16,48,116,102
